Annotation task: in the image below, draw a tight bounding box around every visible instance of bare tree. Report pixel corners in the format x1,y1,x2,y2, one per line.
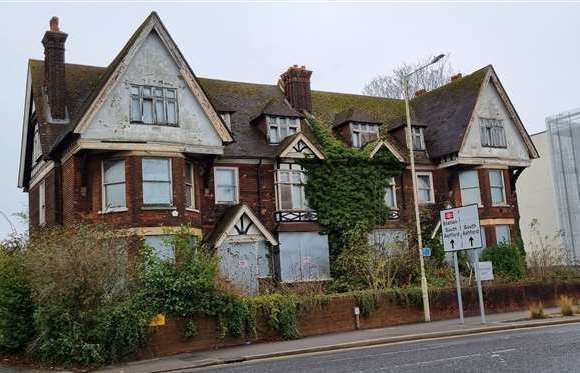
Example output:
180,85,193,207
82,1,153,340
363,55,455,99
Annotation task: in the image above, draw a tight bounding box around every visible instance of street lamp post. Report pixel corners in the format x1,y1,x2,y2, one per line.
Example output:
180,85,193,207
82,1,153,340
403,54,445,323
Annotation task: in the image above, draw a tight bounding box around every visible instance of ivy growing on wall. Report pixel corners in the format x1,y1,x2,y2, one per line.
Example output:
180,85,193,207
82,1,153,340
298,114,405,263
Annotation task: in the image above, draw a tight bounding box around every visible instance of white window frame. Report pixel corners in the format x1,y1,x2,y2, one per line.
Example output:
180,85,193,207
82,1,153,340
488,169,507,206
495,224,511,245
350,122,378,148
219,112,231,129
214,167,239,204
185,161,196,210
267,116,300,144
480,118,507,148
275,163,309,211
130,85,178,125
101,159,127,212
32,124,42,162
38,179,46,226
416,172,435,204
385,177,397,209
412,127,426,150
459,170,481,206
142,158,173,207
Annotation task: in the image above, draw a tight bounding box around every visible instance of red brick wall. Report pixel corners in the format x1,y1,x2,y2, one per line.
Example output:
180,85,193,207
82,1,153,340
141,281,580,359
201,162,277,234
72,154,204,230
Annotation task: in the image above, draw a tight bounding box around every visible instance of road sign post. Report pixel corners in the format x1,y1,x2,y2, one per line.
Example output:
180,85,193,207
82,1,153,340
440,204,485,324
453,251,464,324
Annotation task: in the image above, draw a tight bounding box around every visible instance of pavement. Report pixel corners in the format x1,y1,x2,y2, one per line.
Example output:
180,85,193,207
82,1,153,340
99,308,580,373
191,320,580,372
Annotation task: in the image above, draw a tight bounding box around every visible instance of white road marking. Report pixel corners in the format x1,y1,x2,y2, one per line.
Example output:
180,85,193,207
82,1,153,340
491,348,517,354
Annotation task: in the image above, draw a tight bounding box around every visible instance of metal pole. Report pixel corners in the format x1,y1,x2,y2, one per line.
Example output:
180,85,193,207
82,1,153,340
474,258,486,324
404,78,431,322
453,251,464,324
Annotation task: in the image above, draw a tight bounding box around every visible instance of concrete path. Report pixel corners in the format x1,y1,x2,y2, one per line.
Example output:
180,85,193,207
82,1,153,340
100,308,580,373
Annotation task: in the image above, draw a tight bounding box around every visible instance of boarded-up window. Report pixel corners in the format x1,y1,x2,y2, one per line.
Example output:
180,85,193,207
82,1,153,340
278,232,330,282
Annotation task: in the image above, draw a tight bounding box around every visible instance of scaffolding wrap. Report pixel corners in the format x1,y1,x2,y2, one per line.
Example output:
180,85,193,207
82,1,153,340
547,108,580,260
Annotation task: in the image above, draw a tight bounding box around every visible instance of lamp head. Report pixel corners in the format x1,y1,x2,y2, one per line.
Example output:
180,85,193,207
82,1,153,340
431,54,446,64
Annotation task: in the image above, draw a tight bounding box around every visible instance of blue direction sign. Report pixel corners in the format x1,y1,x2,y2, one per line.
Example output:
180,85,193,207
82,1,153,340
422,247,432,257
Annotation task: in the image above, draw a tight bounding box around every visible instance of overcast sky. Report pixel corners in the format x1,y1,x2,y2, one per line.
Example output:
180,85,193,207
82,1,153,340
1,1,579,238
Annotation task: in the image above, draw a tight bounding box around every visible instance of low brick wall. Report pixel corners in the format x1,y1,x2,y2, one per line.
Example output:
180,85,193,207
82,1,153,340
138,281,580,359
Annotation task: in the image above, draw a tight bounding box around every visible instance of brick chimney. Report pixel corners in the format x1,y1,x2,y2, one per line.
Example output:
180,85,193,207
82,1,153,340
280,65,312,113
42,16,68,120
450,73,462,81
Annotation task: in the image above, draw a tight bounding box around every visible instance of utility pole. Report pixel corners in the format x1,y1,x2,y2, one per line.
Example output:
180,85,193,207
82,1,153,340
403,54,445,322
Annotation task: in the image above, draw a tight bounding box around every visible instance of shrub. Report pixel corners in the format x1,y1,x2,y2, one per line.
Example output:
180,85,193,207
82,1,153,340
529,302,548,319
0,236,35,352
23,224,152,365
558,296,574,317
481,243,525,281
257,294,300,340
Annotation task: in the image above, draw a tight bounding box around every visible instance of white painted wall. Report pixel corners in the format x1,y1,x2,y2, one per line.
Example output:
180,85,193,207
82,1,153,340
82,31,222,150
460,80,530,162
517,131,562,252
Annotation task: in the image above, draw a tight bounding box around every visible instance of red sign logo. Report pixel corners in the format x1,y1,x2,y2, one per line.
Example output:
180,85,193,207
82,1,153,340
444,211,454,220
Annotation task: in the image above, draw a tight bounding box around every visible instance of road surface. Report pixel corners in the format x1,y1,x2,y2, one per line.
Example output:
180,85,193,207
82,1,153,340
193,322,580,372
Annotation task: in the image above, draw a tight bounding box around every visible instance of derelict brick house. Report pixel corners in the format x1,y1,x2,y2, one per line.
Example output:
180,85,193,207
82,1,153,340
18,13,538,294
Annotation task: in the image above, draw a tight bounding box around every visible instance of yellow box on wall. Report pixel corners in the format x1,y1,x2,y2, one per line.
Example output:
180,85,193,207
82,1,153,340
149,313,166,326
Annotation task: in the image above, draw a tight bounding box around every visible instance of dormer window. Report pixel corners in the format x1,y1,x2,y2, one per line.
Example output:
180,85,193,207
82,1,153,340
412,127,425,150
130,85,178,125
351,122,378,148
267,116,300,144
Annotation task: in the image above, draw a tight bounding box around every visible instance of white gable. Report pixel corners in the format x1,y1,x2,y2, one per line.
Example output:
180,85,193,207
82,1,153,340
81,31,223,153
459,78,530,163
279,133,325,160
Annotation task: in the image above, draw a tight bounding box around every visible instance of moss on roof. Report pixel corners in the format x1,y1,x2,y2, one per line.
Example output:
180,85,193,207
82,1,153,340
310,90,405,130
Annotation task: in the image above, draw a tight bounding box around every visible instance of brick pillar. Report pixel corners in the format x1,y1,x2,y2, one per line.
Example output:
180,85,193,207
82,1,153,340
42,16,68,120
280,65,312,113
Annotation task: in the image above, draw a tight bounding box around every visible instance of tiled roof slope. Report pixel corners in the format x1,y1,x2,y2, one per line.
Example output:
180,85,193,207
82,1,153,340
28,57,490,161
28,59,105,153
412,66,489,159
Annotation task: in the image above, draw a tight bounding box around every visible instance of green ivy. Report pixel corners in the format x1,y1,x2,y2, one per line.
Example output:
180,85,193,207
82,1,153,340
257,294,301,340
299,114,404,261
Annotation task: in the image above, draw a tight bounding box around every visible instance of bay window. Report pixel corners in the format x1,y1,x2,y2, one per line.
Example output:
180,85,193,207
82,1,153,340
459,170,481,206
214,167,239,204
489,170,506,205
276,163,308,210
416,172,434,203
267,116,299,144
142,158,172,206
185,162,195,209
102,159,126,211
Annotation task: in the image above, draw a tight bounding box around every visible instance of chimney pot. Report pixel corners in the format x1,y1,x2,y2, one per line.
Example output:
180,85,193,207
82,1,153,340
451,73,462,81
49,16,59,32
415,89,426,97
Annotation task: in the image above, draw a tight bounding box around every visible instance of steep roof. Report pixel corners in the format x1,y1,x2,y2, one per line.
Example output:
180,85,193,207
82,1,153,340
410,66,490,159
28,59,105,153
332,108,383,128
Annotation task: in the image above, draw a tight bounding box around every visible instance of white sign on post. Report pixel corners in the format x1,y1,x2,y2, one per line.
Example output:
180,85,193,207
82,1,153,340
478,261,494,281
440,204,483,252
